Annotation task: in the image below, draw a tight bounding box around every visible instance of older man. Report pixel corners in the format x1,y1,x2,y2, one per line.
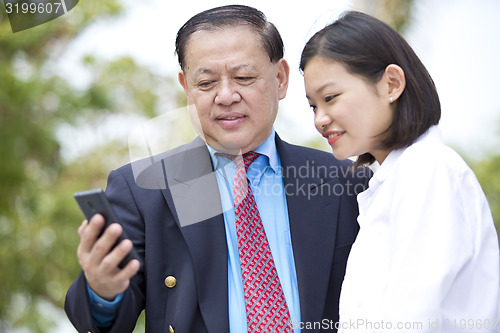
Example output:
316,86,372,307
65,5,370,333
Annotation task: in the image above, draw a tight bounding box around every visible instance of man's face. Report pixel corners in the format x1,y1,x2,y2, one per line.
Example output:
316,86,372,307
178,26,289,154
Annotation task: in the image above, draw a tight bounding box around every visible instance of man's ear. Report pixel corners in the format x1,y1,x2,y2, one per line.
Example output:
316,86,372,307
276,59,290,100
178,71,189,95
384,64,406,103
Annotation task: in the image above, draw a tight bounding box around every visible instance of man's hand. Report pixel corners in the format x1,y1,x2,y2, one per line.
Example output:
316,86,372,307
77,214,140,301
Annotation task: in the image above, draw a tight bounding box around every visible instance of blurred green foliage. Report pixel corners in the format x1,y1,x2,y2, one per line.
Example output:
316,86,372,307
359,0,415,33
472,153,500,244
0,0,186,331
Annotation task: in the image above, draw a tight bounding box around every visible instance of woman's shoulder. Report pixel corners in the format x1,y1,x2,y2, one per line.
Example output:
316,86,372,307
397,129,471,178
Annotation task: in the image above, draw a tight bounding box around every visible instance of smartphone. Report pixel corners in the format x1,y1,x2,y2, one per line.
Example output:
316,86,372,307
74,188,142,269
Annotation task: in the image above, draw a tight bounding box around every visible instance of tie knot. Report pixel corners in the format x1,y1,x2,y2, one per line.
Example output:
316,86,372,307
242,152,259,169
217,151,260,171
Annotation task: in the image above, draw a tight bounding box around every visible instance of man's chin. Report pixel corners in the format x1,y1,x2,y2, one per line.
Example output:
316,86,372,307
206,138,259,155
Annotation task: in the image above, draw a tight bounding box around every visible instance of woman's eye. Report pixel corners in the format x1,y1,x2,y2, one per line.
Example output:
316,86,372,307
309,104,317,112
325,94,338,103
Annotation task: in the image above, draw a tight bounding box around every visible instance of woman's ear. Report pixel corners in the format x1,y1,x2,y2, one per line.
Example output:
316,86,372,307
384,64,406,103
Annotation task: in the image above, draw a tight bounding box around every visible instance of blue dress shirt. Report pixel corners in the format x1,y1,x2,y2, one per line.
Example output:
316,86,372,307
207,129,301,333
88,129,301,332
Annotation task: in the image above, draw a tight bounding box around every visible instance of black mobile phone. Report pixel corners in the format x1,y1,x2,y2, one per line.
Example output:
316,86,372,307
74,188,142,269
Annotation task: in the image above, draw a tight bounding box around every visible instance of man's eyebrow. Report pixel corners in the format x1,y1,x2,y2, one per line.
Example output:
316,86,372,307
191,64,259,81
193,68,216,77
193,64,257,76
228,64,257,72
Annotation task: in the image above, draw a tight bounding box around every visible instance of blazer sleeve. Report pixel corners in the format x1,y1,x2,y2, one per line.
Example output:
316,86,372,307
65,168,146,333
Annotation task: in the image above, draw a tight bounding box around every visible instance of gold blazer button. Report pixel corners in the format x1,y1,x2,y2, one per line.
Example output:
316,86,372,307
164,276,177,288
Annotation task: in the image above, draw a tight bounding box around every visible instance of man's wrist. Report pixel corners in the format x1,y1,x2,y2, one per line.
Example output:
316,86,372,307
86,283,124,327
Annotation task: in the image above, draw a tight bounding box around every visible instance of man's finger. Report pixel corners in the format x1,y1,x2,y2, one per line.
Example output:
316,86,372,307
89,222,122,267
77,220,88,237
77,214,106,257
116,258,141,283
81,214,105,244
98,237,130,271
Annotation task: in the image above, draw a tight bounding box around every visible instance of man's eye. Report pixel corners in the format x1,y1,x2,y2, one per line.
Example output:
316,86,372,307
235,76,256,84
197,81,214,89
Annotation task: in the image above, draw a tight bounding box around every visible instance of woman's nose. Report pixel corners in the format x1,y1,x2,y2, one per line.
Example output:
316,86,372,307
314,109,333,132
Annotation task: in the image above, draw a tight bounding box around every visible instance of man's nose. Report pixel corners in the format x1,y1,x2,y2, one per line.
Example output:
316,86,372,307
214,80,242,105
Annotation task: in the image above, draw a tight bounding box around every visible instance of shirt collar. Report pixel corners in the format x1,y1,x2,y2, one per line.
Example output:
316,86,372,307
372,125,442,184
206,128,279,174
371,148,403,185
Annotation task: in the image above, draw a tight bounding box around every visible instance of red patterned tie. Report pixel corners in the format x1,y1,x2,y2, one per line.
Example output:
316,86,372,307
232,152,293,333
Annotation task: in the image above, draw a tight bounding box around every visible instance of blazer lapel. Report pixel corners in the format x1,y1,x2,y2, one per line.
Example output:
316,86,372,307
276,135,340,331
160,137,229,333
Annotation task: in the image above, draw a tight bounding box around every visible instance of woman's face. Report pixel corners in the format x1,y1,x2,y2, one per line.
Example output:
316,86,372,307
303,56,395,164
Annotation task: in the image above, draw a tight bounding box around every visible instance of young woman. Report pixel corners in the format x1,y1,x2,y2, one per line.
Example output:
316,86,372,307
300,11,499,332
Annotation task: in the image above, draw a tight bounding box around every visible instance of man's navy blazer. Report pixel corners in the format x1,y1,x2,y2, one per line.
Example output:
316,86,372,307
65,134,370,333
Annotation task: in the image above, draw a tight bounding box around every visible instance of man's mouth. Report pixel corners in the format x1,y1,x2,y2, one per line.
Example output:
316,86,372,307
216,114,247,128
218,116,242,120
